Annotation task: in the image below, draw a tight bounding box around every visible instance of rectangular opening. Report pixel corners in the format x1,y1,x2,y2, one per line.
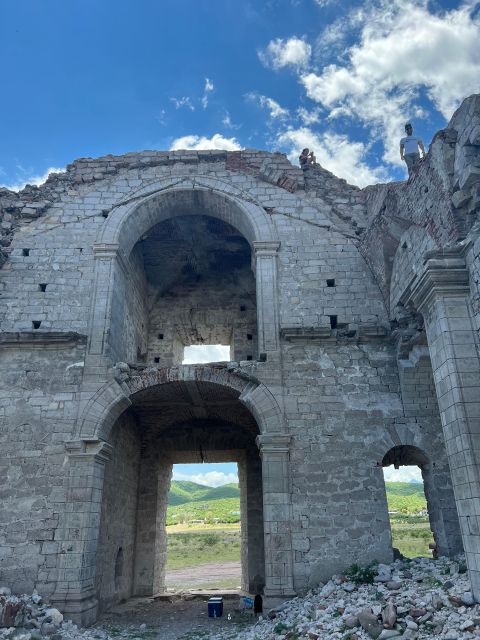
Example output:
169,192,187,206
326,279,335,287
22,248,30,257
240,305,246,312
246,355,253,361
158,333,164,340
39,283,47,292
32,320,41,329
329,315,338,329
154,357,160,364
247,334,253,341
166,463,241,592
183,345,230,364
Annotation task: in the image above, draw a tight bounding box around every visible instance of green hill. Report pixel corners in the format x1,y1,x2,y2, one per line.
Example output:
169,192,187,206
168,480,240,506
166,480,427,524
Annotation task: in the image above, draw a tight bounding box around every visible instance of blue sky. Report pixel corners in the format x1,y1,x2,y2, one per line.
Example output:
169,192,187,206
1,0,479,190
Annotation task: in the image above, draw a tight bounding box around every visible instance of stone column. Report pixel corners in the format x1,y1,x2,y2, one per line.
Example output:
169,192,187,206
133,453,172,596
253,241,280,355
406,249,480,598
51,439,112,626
257,434,295,603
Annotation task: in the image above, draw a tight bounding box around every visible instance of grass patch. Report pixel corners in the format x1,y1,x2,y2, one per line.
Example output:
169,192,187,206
166,528,241,571
390,514,434,558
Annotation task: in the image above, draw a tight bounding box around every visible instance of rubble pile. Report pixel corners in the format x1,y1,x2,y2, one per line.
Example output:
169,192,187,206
2,557,480,640
210,556,480,640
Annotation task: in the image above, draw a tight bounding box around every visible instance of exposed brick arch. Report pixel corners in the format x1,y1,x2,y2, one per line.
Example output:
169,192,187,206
77,365,284,441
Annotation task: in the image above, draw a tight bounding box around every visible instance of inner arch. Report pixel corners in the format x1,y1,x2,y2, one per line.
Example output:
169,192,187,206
94,378,265,613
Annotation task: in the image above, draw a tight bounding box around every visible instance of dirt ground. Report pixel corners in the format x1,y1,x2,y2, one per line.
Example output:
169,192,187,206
96,562,253,640
165,561,241,589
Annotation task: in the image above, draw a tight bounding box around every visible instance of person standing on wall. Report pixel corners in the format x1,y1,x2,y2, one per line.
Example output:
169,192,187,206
400,122,426,176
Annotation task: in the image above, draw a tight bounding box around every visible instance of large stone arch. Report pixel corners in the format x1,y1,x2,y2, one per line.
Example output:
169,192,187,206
96,174,279,253
86,175,281,366
77,364,285,440
56,365,293,623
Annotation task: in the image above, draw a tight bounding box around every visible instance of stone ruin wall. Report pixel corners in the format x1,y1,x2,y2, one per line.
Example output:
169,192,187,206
0,94,479,619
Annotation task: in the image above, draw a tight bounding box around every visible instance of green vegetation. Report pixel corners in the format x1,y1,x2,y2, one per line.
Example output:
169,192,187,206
385,481,427,514
345,562,378,585
166,497,241,525
166,480,434,565
168,481,240,506
166,528,241,570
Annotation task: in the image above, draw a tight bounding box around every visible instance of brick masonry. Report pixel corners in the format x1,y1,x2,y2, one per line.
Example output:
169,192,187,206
0,94,479,624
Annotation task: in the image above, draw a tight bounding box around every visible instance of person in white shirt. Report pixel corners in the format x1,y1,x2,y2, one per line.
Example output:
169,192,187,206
400,123,426,176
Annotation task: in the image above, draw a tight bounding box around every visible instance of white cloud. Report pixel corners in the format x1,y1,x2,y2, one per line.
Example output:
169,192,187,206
182,345,231,364
156,109,167,126
297,106,321,125
201,77,214,109
1,166,65,192
300,0,480,166
259,36,311,70
246,92,289,119
172,469,238,487
222,111,241,130
383,465,423,484
277,126,387,187
170,133,242,151
170,96,195,111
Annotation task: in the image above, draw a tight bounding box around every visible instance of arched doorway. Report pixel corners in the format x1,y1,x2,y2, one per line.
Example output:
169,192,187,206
95,378,265,613
54,367,294,624
382,445,462,558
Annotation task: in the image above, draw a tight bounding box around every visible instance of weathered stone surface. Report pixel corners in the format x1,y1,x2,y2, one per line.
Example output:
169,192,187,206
0,94,479,627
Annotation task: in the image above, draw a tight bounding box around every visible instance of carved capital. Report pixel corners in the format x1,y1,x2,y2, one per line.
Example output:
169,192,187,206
253,241,281,257
92,243,120,259
401,248,470,312
65,439,113,464
256,433,291,455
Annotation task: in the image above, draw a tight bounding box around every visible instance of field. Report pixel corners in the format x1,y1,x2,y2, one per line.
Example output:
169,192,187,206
165,480,435,586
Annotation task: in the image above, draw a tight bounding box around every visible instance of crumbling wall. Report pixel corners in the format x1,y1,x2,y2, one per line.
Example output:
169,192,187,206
360,93,480,311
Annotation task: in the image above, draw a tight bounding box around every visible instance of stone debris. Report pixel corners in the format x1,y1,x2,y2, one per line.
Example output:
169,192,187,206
201,556,480,640
3,556,480,640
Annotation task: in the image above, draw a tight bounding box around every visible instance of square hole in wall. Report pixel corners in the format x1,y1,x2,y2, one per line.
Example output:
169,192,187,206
39,283,47,292
32,320,41,329
240,305,246,312
183,345,230,364
246,355,253,361
247,334,253,341
329,315,338,329
326,279,335,287
158,333,164,340
154,357,160,363
22,248,30,257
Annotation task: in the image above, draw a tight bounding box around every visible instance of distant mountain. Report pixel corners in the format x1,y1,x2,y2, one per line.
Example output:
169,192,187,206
167,480,426,524
168,480,240,506
385,481,425,497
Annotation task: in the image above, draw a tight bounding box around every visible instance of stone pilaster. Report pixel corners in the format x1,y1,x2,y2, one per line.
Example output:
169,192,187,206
404,248,480,599
133,454,172,596
51,439,112,626
257,434,295,602
253,241,280,355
